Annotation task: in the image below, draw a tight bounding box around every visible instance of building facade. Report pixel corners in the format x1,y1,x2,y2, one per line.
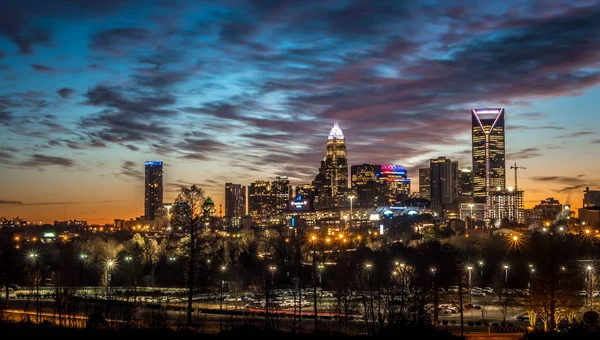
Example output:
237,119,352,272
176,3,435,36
471,108,506,202
248,180,275,226
487,188,524,224
429,157,458,213
144,161,163,220
225,183,246,227
458,167,473,203
314,123,349,209
272,176,292,217
419,168,431,200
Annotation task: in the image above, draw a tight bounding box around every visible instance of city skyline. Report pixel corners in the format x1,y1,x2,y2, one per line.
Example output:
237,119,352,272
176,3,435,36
1,0,600,223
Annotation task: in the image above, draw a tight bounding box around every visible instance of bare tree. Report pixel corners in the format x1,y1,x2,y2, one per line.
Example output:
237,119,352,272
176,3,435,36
171,184,206,327
129,234,164,287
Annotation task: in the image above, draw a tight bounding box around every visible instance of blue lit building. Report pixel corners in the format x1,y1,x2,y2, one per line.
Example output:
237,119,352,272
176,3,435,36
144,161,163,220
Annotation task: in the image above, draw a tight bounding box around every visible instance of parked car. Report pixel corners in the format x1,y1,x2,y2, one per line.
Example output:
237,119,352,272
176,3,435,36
515,314,530,321
465,303,482,310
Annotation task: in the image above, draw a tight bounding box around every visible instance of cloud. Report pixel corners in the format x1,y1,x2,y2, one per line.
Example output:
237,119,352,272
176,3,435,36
558,131,595,138
30,64,55,72
531,175,586,185
591,139,600,144
57,87,75,99
19,154,76,168
80,85,177,144
0,200,22,204
506,147,542,160
116,160,143,180
88,27,149,54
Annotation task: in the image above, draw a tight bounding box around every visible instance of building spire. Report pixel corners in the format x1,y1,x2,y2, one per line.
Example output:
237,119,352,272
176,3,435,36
328,122,345,140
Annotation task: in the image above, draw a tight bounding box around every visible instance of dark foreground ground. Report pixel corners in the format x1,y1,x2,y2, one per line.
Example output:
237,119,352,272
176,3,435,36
0,321,463,339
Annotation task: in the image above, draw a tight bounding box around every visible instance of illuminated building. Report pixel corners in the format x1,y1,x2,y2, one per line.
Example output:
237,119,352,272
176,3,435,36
272,176,292,216
351,164,385,207
225,183,246,227
487,188,524,224
584,187,600,207
350,164,410,206
144,161,163,220
418,168,431,200
531,197,563,222
314,123,349,209
248,180,275,226
458,167,473,203
429,157,458,214
295,184,315,200
351,164,377,186
580,187,600,227
471,108,506,202
203,197,216,218
377,164,411,205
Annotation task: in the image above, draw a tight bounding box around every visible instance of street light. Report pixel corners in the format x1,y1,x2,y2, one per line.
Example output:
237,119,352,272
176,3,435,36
364,262,373,281
220,265,227,319
28,251,40,323
468,203,474,229
348,195,355,228
587,265,594,310
478,260,484,277
269,265,276,284
104,259,116,297
466,265,473,286
528,264,535,289
503,264,509,283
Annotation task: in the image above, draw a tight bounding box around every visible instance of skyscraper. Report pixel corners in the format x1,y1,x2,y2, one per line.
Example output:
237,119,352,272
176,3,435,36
225,183,246,227
144,161,163,220
272,176,292,216
418,168,431,200
429,157,458,213
315,122,349,208
458,167,473,203
248,180,274,225
472,108,506,202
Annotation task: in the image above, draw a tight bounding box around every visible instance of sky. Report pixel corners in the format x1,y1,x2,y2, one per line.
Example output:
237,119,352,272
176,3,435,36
1,0,599,224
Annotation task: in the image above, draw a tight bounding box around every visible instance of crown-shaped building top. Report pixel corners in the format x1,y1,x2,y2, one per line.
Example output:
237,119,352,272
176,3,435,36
328,122,345,140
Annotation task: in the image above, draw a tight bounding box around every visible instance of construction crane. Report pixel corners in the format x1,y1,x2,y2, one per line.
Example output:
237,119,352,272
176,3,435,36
510,162,526,190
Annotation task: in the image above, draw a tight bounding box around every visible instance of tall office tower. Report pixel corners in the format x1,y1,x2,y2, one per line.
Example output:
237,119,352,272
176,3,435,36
472,108,506,203
315,122,349,208
272,176,292,216
144,161,163,220
248,180,275,225
225,183,246,227
458,167,473,203
418,168,431,200
429,157,458,212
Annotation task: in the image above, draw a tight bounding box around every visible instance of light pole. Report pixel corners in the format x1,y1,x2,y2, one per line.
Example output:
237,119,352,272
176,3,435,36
28,251,40,323
466,266,473,287
503,265,509,283
478,260,484,278
269,265,276,285
587,266,594,310
528,264,534,289
105,259,116,298
348,195,355,229
79,253,88,289
220,265,226,330
468,203,474,230
365,263,373,281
